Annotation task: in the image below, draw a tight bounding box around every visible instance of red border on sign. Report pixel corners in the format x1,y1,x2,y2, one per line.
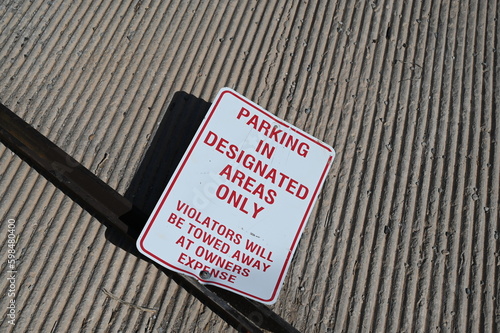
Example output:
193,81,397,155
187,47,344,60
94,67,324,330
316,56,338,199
138,89,334,303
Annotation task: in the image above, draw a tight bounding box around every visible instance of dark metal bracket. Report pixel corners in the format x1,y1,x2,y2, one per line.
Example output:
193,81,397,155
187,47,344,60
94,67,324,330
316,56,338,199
0,101,300,333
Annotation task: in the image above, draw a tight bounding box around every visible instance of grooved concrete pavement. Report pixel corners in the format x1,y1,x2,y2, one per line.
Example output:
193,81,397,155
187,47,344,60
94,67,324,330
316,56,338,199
0,1,498,332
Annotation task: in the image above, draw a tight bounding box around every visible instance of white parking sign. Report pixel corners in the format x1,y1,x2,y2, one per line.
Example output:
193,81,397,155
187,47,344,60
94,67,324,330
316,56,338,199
137,88,335,304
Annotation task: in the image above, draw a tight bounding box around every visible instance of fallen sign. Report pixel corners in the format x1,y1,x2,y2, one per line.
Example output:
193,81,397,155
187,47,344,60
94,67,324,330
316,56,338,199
137,88,335,304
0,100,300,332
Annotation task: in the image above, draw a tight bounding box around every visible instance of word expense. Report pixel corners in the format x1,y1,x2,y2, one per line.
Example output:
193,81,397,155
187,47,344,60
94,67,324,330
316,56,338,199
169,201,274,283
203,106,311,219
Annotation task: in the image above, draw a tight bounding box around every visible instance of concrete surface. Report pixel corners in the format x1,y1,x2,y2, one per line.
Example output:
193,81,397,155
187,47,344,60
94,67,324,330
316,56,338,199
0,0,498,332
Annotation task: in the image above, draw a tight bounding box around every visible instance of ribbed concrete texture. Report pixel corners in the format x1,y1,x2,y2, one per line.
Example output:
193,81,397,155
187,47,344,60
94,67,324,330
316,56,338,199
0,0,498,332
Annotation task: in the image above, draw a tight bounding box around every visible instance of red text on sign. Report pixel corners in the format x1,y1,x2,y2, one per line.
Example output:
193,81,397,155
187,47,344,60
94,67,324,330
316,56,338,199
215,184,265,219
203,131,310,200
168,213,184,229
219,164,277,204
176,201,242,245
177,252,238,283
236,107,310,157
